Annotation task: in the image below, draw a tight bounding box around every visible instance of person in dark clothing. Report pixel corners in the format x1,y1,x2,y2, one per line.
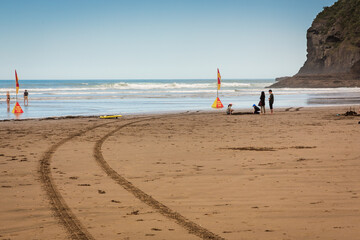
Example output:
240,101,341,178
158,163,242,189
268,89,274,114
253,104,260,114
259,91,265,114
24,90,29,106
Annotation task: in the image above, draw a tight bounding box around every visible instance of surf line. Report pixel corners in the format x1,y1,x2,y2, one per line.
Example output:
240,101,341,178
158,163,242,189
93,118,225,240
39,120,119,240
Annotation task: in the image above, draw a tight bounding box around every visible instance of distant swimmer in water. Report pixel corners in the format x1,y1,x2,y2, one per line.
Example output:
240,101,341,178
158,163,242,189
6,91,10,111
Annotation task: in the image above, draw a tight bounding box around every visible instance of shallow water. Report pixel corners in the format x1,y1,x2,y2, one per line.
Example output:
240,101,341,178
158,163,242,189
1,79,359,120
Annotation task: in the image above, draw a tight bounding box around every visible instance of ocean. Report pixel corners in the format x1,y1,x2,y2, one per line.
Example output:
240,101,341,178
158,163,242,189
1,79,359,120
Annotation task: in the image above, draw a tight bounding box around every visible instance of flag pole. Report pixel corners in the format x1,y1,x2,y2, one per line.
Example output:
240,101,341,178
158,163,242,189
16,70,17,101
15,70,18,102
217,69,220,99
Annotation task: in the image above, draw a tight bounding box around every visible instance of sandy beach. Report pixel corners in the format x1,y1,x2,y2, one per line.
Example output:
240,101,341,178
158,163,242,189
1,106,360,240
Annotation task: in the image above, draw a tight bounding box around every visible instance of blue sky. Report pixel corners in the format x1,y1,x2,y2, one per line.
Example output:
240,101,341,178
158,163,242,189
0,0,336,80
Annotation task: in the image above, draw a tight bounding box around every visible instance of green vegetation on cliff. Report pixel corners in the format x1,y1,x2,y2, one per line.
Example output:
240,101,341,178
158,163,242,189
297,0,360,76
317,0,360,46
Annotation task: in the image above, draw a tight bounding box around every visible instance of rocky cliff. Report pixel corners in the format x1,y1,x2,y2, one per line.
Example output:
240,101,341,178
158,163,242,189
272,0,360,88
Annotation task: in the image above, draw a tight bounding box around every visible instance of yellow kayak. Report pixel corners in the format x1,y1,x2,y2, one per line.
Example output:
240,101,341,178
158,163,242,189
99,115,122,119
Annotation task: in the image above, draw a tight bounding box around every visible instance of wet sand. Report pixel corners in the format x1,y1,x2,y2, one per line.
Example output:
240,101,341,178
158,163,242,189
0,106,360,240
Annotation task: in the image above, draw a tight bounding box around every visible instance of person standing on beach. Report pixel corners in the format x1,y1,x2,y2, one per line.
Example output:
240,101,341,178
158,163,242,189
24,90,29,106
268,89,274,114
259,91,266,114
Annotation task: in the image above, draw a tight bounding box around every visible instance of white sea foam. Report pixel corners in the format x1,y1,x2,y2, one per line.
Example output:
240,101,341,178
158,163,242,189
96,82,216,89
1,81,266,93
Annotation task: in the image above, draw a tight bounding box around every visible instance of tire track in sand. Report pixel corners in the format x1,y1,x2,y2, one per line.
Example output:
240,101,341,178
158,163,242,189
39,120,117,240
94,119,225,240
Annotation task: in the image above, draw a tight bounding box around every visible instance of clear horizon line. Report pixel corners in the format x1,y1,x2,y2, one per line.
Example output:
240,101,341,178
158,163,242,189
0,77,277,81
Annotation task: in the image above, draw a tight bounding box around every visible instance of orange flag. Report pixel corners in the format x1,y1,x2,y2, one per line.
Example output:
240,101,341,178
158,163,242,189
15,70,19,94
217,68,221,90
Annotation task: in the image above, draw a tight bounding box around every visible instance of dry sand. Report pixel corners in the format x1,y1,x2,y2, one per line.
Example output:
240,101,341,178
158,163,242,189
0,106,359,240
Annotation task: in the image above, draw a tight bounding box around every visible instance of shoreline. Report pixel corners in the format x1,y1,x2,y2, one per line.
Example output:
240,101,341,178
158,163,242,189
1,104,359,122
